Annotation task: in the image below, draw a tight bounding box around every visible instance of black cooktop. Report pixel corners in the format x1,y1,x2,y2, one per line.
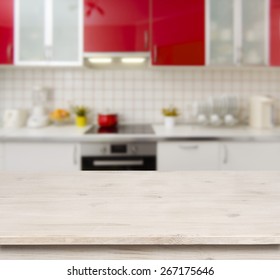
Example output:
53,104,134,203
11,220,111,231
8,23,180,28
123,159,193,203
85,124,154,135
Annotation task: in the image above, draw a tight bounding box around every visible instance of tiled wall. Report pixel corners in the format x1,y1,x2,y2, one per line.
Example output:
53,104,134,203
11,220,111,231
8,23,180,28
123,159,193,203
0,67,280,124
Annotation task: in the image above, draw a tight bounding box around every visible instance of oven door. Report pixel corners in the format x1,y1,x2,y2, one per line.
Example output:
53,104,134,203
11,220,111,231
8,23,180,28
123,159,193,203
82,156,156,171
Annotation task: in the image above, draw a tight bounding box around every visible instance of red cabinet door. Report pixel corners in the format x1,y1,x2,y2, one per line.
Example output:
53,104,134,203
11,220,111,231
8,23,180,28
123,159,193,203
270,0,280,66
84,0,150,52
0,0,14,64
152,0,205,65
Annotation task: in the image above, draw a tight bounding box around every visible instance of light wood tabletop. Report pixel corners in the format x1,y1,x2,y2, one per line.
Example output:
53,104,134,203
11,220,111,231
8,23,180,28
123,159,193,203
0,171,280,245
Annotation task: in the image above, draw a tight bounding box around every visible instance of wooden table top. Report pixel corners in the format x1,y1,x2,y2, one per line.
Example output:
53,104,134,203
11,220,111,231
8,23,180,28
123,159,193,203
0,171,280,245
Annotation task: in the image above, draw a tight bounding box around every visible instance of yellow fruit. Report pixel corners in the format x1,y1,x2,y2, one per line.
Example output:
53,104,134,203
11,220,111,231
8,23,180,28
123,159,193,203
50,109,70,121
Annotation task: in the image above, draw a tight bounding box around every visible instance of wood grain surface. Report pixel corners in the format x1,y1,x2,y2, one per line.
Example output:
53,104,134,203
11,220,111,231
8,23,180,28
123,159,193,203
0,171,280,245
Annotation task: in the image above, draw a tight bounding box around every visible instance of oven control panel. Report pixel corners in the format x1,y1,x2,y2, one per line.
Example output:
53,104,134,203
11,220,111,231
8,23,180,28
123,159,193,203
81,143,156,156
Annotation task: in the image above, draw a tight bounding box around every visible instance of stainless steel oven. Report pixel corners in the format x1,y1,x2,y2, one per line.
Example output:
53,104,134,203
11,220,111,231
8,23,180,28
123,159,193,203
81,143,156,171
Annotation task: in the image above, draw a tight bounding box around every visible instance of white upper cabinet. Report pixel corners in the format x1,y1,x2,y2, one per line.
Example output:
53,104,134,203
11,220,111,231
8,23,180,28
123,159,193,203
15,0,83,66
206,0,269,66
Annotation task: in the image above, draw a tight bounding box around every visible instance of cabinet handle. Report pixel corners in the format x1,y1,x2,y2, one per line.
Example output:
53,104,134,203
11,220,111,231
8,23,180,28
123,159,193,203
153,45,158,63
179,145,199,150
223,144,228,164
73,145,78,165
144,30,149,50
6,44,12,63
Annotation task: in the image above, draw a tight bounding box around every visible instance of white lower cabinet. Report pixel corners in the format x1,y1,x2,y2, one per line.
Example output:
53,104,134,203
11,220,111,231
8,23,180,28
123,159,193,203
157,142,220,171
4,142,80,172
158,141,280,171
3,141,280,172
220,142,280,170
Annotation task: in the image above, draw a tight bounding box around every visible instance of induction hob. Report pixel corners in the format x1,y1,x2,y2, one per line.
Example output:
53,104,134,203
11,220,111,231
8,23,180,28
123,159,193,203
85,124,154,135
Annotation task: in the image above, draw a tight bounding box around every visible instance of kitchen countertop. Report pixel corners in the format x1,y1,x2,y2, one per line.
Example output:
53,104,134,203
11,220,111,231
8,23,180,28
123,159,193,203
153,125,280,140
0,171,280,245
1,124,280,142
0,125,89,141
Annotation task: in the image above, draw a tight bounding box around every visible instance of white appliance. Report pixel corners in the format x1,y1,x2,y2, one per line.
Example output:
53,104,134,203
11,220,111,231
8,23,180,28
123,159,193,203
249,96,274,129
27,86,50,128
27,106,49,128
3,109,28,128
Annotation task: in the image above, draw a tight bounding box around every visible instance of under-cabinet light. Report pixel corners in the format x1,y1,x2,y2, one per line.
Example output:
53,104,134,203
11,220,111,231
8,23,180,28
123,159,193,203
121,57,146,64
88,58,113,64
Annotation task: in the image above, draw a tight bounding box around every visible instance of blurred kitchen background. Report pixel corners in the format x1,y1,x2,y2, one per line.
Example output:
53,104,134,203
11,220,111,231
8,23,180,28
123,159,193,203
2,0,280,172
1,67,280,125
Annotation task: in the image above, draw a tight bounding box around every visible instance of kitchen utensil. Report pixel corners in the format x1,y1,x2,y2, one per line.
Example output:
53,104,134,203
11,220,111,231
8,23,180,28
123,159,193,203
210,114,222,126
197,114,208,125
3,109,28,128
98,113,118,127
224,114,238,126
249,96,274,129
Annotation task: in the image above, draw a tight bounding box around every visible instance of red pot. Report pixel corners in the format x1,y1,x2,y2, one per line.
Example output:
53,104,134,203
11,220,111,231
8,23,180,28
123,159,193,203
98,113,118,127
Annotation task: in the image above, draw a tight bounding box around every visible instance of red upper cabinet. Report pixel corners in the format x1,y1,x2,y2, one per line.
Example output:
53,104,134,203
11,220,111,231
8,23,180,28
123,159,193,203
84,0,150,52
0,0,14,64
270,0,280,66
151,0,205,66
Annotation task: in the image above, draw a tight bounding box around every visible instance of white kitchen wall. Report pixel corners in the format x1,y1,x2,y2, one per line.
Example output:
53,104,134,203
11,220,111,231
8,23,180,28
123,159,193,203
0,67,280,124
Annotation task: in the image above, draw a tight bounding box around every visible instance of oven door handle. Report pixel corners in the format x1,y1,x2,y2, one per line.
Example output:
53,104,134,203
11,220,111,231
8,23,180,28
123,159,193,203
93,160,144,167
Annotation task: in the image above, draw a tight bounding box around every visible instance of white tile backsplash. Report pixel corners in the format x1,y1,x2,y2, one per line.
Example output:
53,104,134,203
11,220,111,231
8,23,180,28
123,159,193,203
0,67,280,124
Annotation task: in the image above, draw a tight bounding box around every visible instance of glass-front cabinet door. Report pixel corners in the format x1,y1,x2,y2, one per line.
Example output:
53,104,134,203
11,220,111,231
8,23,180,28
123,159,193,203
241,0,268,65
207,0,235,65
15,0,82,66
52,0,81,63
16,0,45,63
207,0,269,66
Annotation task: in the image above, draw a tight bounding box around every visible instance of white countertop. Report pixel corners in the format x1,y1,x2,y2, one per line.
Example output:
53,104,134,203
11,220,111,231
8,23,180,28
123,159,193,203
153,125,280,139
0,124,280,142
1,171,280,245
1,125,89,138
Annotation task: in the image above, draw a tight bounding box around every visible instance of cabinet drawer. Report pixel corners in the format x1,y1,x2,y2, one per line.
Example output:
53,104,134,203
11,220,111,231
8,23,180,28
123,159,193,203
157,142,220,171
